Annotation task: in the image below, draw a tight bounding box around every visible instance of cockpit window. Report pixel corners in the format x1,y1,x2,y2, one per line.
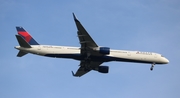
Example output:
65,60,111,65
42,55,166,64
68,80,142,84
161,55,164,57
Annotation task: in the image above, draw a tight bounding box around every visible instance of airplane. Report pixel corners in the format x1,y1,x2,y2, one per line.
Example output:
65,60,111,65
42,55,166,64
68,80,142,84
14,13,169,77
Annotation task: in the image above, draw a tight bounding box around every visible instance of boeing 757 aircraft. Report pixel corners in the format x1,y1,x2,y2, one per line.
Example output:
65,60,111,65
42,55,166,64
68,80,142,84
14,13,169,77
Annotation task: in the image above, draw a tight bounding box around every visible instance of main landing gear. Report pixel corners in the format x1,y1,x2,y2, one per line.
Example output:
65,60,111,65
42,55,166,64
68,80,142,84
150,63,155,71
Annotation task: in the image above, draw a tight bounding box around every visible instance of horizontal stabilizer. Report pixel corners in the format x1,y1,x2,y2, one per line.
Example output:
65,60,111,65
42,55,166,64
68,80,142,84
15,35,31,48
17,51,27,57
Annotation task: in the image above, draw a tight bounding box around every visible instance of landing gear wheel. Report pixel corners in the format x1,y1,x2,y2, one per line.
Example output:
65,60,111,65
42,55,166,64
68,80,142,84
150,63,155,71
150,67,153,71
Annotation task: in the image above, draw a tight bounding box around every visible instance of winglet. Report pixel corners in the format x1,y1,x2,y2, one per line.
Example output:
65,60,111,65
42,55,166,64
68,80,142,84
71,71,75,76
71,71,79,77
72,13,79,22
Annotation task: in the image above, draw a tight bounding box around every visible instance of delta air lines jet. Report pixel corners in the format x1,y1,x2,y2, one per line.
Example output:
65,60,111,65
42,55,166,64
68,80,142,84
14,13,169,77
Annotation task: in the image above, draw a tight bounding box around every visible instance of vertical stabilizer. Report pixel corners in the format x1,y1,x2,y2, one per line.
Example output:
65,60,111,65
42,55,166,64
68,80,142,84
15,35,31,48
16,27,39,45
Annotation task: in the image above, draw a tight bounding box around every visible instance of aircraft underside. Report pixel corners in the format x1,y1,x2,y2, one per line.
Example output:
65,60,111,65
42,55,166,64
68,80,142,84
44,54,159,64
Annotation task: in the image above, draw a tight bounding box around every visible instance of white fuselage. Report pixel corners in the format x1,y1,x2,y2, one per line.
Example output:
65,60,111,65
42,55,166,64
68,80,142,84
15,45,169,64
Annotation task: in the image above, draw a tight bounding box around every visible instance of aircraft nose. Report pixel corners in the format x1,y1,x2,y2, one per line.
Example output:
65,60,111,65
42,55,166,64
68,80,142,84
164,58,169,64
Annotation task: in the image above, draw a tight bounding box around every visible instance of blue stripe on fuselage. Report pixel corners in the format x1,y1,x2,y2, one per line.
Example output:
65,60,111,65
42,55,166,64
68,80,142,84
44,54,163,64
45,54,112,62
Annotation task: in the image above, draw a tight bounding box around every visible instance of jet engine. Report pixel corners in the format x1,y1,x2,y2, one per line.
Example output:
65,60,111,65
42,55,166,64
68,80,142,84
97,66,109,73
93,47,110,55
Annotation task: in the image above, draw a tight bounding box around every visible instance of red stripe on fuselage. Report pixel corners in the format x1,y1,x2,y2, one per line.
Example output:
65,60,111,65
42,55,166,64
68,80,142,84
18,31,32,42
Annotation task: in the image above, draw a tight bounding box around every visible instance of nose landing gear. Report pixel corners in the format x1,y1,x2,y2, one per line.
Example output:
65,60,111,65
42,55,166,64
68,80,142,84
150,63,155,71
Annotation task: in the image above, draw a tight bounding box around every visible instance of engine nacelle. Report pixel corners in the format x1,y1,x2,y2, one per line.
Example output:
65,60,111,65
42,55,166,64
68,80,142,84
93,47,110,55
98,66,109,73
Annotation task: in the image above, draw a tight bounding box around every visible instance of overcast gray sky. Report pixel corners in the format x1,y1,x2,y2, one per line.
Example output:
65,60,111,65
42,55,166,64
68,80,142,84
0,0,180,98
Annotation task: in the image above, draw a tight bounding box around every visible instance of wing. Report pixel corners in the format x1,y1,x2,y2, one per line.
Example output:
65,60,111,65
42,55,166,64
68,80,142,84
72,61,103,77
73,13,98,55
73,13,98,48
72,13,104,77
